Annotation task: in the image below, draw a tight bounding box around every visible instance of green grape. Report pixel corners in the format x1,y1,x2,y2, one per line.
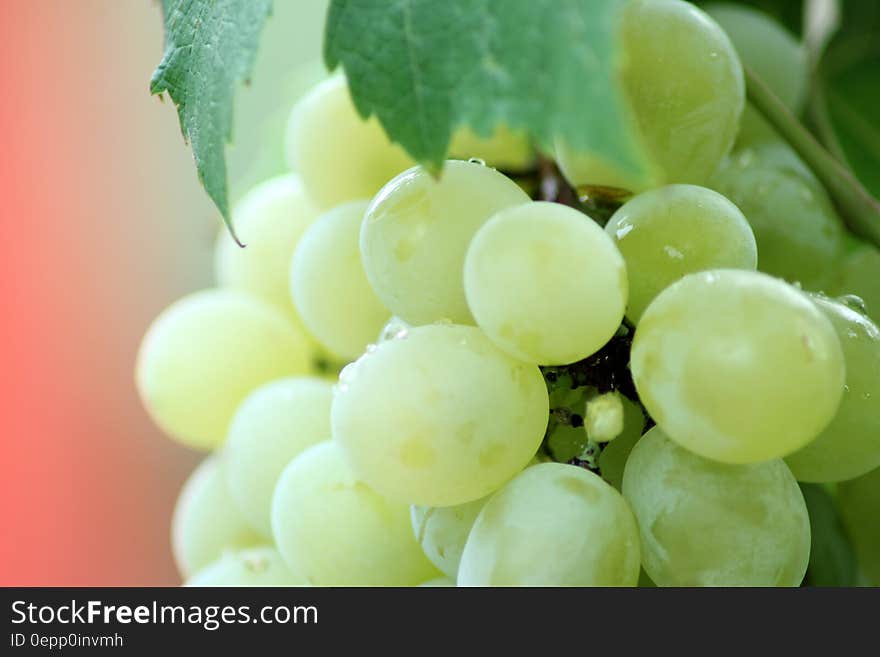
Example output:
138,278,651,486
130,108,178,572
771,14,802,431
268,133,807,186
623,427,811,586
172,457,262,579
136,290,311,450
631,269,845,464
458,463,640,586
596,396,646,491
410,497,489,579
704,3,808,147
418,577,456,587
709,142,846,291
605,184,757,323
463,201,627,364
271,441,439,586
185,546,305,587
704,5,808,110
784,295,880,482
361,160,530,325
830,239,880,323
449,124,534,170
557,0,743,192
331,324,548,506
285,75,414,208
224,377,333,536
291,200,389,360
409,456,544,578
214,174,319,326
838,467,880,585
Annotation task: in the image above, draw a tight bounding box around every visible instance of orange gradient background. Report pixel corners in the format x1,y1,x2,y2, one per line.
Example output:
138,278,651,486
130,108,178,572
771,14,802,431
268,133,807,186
0,1,327,585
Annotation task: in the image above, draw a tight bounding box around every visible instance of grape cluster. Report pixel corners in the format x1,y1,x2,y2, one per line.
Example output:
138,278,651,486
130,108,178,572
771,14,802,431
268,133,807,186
137,0,880,586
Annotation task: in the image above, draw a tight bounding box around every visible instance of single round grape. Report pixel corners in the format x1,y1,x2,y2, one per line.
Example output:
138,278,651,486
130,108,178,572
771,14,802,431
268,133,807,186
136,290,311,449
705,3,808,112
418,576,456,587
785,295,880,482
411,497,489,579
214,174,319,326
172,457,262,579
623,427,810,586
449,124,534,170
838,467,880,586
224,377,333,536
291,200,389,360
458,463,640,586
271,441,438,586
361,160,530,325
596,396,647,491
332,324,549,506
464,201,627,364
710,142,846,291
605,184,757,323
285,75,414,208
185,546,304,587
557,0,743,192
631,270,845,464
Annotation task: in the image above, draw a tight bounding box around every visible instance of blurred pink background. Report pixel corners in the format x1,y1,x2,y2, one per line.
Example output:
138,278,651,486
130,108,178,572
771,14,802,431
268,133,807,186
0,1,326,585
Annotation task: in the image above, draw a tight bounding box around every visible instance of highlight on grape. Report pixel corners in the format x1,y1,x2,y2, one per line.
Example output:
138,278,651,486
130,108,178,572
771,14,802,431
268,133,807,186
139,0,880,586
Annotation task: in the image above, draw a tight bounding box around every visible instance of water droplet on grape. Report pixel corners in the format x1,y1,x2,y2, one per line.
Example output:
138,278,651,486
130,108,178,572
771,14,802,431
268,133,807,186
838,294,867,315
468,157,486,166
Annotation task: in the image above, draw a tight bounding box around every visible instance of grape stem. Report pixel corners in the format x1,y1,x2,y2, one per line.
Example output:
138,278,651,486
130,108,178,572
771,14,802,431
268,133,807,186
745,66,880,247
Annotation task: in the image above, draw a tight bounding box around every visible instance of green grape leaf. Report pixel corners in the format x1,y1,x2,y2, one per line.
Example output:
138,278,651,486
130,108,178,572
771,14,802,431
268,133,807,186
324,0,648,182
151,0,273,242
818,2,880,198
800,483,859,587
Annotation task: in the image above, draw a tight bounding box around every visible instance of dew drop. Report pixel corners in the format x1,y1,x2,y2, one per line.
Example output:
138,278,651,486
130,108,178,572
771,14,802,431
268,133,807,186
838,294,867,315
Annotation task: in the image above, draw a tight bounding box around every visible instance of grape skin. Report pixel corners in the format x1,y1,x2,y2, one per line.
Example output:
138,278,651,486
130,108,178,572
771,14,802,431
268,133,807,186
291,200,389,360
624,427,810,587
709,142,846,291
360,160,530,325
631,270,845,464
784,295,880,483
418,577,456,587
705,3,807,111
830,239,880,324
285,75,414,208
271,442,439,586
458,463,640,586
605,184,757,323
331,324,549,506
705,3,809,147
448,124,533,170
185,546,305,587
171,457,262,580
464,201,627,365
838,467,880,586
136,290,311,450
224,377,333,536
557,0,743,192
214,174,319,327
410,498,490,580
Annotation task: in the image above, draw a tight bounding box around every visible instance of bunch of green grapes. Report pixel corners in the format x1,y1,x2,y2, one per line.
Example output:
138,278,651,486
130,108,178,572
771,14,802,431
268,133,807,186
137,0,880,586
